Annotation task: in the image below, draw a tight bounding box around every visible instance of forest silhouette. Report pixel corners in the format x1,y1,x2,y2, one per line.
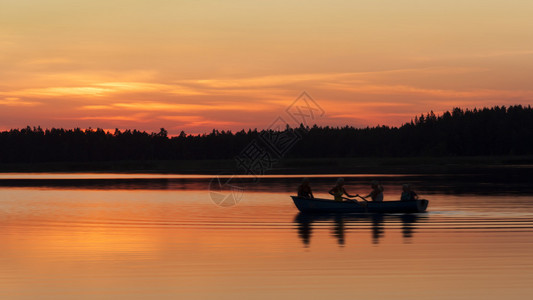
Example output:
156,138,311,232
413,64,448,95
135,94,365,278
1,105,532,164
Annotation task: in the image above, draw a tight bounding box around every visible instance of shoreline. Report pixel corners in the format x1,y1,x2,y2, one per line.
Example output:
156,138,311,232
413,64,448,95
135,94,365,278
1,155,533,175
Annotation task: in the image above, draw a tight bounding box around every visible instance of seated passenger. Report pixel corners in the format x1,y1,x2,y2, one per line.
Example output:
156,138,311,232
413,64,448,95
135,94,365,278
400,184,418,201
360,180,384,202
297,178,314,199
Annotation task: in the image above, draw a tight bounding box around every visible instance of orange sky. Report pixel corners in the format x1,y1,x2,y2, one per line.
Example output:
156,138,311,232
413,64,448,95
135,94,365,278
1,1,533,134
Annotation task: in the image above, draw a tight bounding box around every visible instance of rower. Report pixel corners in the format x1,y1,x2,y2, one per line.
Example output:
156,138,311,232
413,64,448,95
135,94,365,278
358,180,384,202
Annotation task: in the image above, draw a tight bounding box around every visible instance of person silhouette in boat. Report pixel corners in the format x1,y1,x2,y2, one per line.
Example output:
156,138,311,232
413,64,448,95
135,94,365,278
329,178,357,202
357,180,384,202
400,184,418,201
298,178,314,199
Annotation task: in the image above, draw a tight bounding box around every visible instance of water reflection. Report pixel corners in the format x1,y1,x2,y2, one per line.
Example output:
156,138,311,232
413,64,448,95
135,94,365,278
294,212,424,247
400,213,418,241
371,214,384,244
332,215,345,246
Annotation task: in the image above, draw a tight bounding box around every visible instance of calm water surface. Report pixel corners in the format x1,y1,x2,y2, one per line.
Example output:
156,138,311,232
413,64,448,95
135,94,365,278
1,174,532,299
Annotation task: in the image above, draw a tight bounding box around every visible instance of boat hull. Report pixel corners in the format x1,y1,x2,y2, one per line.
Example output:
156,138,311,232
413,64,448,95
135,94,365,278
291,196,428,213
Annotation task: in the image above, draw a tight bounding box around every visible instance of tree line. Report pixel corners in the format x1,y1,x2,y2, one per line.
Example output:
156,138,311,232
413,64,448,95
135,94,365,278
1,105,532,164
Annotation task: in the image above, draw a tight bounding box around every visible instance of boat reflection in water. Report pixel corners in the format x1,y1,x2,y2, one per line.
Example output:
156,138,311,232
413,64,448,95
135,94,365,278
294,212,426,247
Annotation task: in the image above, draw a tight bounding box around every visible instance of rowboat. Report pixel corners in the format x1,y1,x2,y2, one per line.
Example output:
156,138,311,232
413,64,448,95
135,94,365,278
291,196,428,213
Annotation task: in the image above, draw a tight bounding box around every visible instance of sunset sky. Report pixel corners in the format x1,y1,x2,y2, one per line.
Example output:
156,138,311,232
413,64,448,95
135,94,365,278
1,0,532,134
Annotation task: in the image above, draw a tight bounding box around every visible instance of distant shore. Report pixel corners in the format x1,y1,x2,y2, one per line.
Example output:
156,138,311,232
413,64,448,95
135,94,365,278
1,155,533,175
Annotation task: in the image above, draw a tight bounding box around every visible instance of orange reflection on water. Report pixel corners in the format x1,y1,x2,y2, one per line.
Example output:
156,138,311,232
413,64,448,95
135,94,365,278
1,188,533,299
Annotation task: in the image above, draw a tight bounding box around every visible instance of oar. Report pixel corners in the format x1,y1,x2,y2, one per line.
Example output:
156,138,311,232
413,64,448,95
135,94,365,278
344,195,366,206
353,195,369,211
355,195,368,202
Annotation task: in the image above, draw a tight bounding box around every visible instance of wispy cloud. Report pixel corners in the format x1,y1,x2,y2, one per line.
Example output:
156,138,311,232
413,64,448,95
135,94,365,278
159,115,240,128
2,66,532,133
411,50,533,62
76,115,148,122
176,67,485,90
81,101,271,112
320,83,533,99
2,81,206,98
0,97,41,106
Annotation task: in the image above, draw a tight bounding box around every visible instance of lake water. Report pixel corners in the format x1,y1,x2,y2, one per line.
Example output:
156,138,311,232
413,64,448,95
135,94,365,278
1,173,532,299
